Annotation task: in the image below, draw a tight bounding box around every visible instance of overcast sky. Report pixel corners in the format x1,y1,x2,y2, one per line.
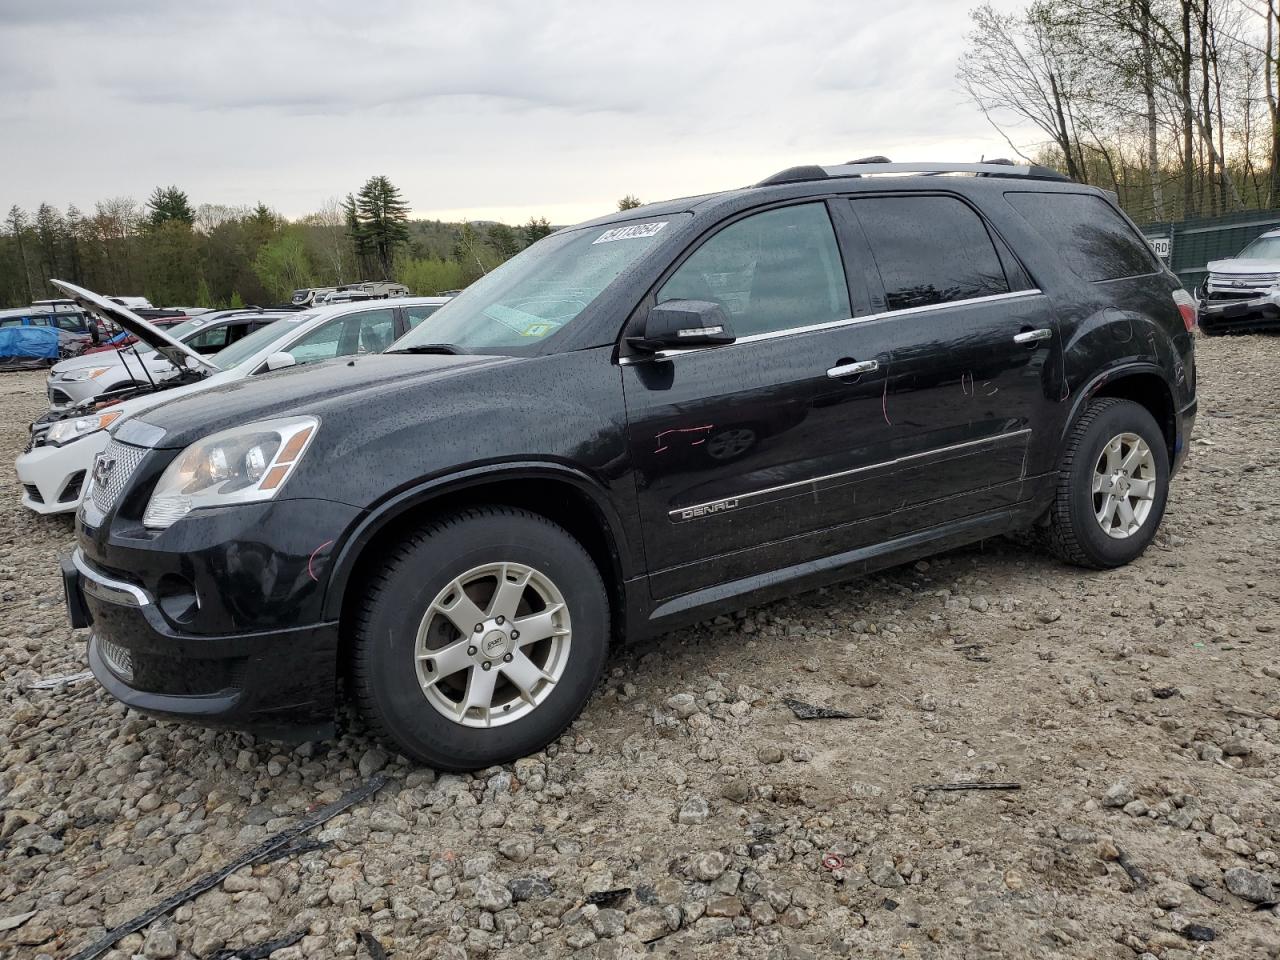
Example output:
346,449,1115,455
1,0,1036,225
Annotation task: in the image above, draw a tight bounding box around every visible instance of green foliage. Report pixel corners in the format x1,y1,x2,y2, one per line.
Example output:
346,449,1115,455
618,194,642,210
195,277,213,308
524,216,553,245
0,189,556,307
252,230,313,302
395,255,467,296
146,186,195,227
229,290,245,309
142,220,201,305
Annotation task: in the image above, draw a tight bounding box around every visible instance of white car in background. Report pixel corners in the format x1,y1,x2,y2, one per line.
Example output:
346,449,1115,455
46,309,292,409
16,283,447,514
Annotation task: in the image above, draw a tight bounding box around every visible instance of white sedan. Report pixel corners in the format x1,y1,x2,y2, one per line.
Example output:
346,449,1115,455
17,285,449,514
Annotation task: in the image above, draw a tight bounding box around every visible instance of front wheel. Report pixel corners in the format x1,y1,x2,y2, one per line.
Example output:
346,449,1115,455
351,506,609,770
1043,398,1170,569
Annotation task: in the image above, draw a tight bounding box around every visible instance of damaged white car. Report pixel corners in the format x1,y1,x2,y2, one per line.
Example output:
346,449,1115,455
16,282,437,513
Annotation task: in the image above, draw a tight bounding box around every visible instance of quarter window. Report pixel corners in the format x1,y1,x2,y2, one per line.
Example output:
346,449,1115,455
405,303,442,329
658,203,851,338
1005,191,1159,282
851,196,1010,312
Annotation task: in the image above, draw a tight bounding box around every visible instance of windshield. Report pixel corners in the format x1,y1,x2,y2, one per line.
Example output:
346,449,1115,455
1238,236,1280,260
391,216,687,354
208,315,311,369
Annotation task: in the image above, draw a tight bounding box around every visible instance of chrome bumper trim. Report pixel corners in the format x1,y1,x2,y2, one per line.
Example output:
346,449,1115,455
72,548,152,607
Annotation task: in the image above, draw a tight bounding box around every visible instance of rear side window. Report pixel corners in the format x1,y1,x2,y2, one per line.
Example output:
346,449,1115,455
1005,192,1158,282
850,196,1010,312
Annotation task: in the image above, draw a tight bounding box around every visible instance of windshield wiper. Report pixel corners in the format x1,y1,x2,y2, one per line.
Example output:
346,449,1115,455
388,343,469,355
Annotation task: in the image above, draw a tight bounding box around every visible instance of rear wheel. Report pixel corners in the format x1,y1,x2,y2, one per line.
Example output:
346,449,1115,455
352,506,609,770
1043,398,1170,569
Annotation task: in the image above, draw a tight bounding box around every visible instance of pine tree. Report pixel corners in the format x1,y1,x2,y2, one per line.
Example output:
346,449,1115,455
145,186,195,227
353,176,410,277
523,216,553,245
618,194,642,210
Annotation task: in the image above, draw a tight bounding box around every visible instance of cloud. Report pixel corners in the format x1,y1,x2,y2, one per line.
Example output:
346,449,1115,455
0,0,1037,222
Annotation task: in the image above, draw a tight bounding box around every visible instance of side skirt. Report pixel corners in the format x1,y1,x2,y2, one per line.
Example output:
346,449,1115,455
626,495,1049,641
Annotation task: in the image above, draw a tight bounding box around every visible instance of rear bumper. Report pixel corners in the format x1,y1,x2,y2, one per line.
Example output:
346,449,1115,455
65,548,338,740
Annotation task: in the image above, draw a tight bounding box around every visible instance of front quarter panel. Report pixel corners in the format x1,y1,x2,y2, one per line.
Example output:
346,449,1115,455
288,346,639,572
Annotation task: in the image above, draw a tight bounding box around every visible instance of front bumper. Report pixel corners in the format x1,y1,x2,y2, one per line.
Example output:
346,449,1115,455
1198,290,1280,325
64,547,340,740
46,375,100,410
14,431,106,514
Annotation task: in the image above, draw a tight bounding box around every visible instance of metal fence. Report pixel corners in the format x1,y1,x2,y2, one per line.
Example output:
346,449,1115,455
1139,210,1280,292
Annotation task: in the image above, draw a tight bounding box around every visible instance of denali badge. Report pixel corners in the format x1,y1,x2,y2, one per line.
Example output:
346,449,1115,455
675,498,740,522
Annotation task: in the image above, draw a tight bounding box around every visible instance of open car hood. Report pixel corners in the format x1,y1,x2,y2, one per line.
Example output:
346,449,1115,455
51,280,217,376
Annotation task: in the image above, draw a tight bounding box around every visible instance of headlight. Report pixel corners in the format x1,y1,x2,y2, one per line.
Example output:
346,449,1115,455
143,416,318,529
60,367,111,382
45,410,121,446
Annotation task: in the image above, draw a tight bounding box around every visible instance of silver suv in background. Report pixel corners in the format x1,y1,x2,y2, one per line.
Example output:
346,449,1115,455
1198,228,1280,334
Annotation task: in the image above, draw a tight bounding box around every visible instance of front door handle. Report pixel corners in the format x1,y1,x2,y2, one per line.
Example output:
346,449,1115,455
827,359,879,378
1013,328,1052,345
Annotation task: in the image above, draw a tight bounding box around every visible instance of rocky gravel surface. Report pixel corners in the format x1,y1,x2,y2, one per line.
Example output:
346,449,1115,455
1,334,1279,959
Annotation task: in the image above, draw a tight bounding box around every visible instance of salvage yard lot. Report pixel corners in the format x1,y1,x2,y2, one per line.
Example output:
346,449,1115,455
1,336,1278,960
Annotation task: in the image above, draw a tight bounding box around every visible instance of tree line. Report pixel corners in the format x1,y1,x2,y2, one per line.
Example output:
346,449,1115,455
960,0,1280,223
0,176,558,309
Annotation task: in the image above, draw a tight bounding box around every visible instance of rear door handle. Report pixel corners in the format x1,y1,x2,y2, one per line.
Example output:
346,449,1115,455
827,359,879,378
1013,328,1052,345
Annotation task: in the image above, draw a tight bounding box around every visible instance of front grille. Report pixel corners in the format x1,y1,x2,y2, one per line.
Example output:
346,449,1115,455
23,483,43,504
48,385,72,405
1209,272,1279,286
90,439,148,514
1207,290,1256,302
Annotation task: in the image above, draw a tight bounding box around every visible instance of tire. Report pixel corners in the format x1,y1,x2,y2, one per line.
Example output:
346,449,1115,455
1043,398,1170,569
352,506,609,770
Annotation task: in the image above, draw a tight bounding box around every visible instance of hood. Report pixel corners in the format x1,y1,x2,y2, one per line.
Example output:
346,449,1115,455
132,352,514,448
51,280,217,376
1206,258,1280,275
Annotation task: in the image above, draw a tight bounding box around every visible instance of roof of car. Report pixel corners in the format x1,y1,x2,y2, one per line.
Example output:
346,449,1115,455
571,160,1099,232
302,296,451,316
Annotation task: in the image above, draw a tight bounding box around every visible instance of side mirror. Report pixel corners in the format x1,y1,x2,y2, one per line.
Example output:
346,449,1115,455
628,299,735,353
265,351,296,371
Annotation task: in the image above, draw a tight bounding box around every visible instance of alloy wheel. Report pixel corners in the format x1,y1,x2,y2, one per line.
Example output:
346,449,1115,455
414,561,571,727
1092,432,1157,539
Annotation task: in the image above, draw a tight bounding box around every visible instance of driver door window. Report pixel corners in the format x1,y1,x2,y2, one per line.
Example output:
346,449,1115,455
657,203,850,338
285,320,344,365
284,309,396,365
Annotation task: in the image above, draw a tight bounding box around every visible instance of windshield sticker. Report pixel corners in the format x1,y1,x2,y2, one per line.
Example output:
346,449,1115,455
521,322,555,337
592,221,668,244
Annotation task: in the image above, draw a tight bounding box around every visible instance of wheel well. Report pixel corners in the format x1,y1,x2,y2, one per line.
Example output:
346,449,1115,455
336,478,628,673
1091,373,1176,463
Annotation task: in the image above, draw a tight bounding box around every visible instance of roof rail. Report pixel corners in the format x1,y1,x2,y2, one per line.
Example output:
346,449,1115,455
756,160,1071,187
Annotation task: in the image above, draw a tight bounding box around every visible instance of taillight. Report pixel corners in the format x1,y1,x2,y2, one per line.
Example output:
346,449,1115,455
1172,289,1197,332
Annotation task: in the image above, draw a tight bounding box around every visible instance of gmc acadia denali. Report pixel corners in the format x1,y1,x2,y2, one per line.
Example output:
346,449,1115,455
59,160,1198,770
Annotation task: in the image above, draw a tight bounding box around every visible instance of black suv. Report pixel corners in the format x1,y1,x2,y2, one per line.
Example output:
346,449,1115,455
60,161,1198,770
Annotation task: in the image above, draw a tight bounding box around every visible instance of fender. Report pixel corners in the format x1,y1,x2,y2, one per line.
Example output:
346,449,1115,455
1060,359,1179,448
320,460,634,621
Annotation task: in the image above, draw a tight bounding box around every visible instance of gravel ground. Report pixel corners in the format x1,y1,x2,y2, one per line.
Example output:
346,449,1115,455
1,335,1279,960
